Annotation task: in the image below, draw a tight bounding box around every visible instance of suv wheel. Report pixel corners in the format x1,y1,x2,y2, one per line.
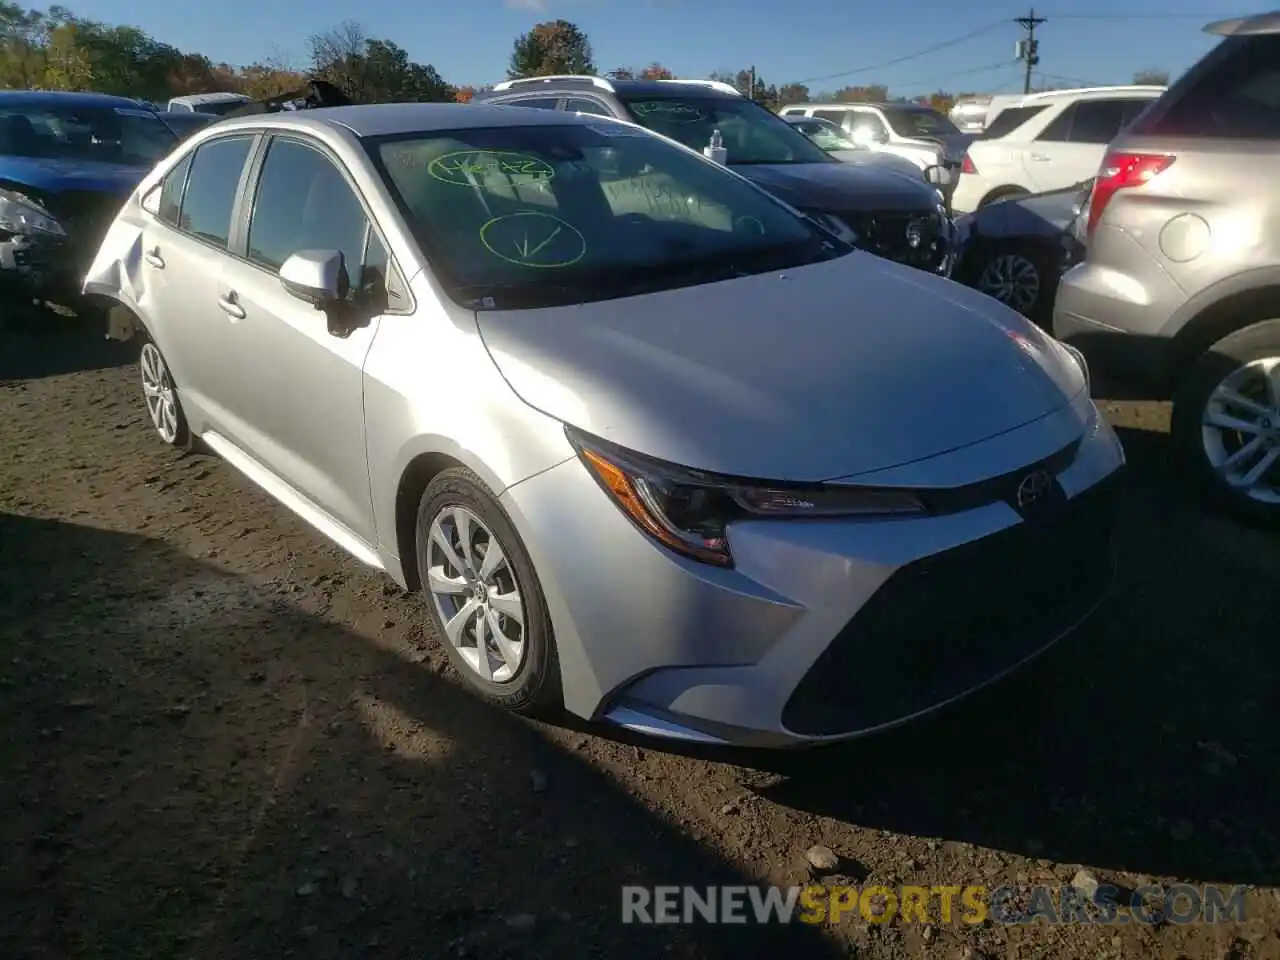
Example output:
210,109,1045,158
1171,320,1280,525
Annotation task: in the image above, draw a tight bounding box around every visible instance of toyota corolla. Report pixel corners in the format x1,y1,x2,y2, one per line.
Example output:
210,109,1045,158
84,102,1124,748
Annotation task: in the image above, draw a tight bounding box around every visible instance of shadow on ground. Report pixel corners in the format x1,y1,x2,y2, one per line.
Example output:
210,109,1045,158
733,424,1279,888
0,512,844,959
0,317,133,382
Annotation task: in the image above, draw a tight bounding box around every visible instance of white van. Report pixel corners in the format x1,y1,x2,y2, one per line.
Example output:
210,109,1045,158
166,93,251,115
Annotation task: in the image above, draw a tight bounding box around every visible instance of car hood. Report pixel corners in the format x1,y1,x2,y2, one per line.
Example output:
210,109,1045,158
828,149,922,177
476,253,1086,482
0,156,149,198
958,184,1083,241
734,161,936,213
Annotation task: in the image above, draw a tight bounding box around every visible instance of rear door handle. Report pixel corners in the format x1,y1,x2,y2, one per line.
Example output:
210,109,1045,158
144,248,164,268
216,293,246,320
1027,153,1051,162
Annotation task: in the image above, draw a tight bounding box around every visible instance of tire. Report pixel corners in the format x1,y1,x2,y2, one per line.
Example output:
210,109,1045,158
1170,319,1280,527
969,241,1057,326
415,466,561,715
978,186,1030,209
138,333,194,451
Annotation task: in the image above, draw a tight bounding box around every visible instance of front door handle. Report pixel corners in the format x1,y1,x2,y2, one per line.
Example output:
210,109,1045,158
216,293,246,320
144,248,165,268
1027,152,1051,162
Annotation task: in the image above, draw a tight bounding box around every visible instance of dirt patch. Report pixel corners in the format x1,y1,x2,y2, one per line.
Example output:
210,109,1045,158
2,323,1278,959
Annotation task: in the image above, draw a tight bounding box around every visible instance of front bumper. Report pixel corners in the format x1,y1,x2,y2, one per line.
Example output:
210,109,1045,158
502,393,1125,748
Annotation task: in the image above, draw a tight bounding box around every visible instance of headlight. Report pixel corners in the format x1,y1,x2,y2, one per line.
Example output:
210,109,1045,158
0,189,65,238
1060,341,1090,393
567,427,926,568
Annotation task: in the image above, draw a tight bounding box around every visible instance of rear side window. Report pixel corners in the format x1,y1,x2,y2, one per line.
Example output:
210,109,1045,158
1141,34,1280,138
509,97,560,110
179,136,252,247
978,104,1047,139
1061,99,1128,144
564,97,613,117
157,152,192,227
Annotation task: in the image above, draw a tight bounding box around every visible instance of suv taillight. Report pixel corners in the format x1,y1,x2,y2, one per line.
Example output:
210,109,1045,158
1086,152,1174,237
961,152,977,175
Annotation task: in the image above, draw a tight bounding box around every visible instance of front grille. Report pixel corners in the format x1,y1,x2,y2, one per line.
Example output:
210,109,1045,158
781,470,1122,737
844,209,948,272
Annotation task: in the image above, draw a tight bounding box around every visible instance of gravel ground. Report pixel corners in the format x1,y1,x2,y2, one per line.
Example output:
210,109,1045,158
2,319,1278,960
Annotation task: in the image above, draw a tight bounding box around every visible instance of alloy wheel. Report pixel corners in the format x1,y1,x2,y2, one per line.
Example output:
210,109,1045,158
425,505,526,683
140,342,180,444
1200,356,1280,504
978,253,1040,314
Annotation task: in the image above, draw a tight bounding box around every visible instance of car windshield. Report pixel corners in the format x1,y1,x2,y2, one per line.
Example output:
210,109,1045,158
0,102,177,166
880,106,959,139
369,122,848,309
796,120,858,151
618,95,835,165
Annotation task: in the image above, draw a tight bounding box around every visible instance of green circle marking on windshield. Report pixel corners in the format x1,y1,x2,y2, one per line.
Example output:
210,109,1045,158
631,101,704,124
480,212,586,269
428,151,554,186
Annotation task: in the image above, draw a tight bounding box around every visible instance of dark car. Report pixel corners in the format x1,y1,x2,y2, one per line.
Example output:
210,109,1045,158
473,77,956,276
157,110,222,141
951,179,1092,325
0,91,179,311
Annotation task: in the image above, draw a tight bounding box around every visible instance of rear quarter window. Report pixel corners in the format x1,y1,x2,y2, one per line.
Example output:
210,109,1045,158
1140,34,1280,138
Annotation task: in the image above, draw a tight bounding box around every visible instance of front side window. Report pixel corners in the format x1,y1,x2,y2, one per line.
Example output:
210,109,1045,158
0,102,177,166
247,138,369,297
1036,103,1077,142
879,106,959,139
369,122,846,308
618,95,834,165
813,109,847,124
178,136,253,247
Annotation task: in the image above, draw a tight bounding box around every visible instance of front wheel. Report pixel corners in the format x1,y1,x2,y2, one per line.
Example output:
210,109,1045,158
1171,320,1280,526
971,242,1055,323
415,467,561,715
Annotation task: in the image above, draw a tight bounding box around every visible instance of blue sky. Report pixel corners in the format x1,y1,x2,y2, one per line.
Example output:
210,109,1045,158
63,0,1261,96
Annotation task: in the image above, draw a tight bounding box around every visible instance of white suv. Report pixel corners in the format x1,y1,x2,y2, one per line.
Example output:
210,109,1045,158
950,86,1165,213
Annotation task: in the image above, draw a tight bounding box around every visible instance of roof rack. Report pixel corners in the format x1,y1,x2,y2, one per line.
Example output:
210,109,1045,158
1022,84,1166,100
491,75,615,93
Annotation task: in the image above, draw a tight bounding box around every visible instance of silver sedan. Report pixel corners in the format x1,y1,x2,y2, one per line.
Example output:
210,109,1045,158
86,102,1125,748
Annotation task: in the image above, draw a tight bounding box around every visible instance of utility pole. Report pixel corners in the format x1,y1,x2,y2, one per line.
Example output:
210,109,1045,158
749,65,756,99
1015,8,1046,94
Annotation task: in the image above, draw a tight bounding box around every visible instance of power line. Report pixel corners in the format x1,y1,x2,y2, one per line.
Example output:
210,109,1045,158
790,21,1007,86
1044,11,1221,18
886,60,1020,90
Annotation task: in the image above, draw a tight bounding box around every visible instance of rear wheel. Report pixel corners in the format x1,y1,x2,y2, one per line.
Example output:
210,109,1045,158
138,336,193,450
979,185,1030,209
1171,320,1280,526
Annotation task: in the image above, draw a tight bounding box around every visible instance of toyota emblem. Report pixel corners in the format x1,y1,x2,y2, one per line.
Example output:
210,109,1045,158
1015,469,1054,510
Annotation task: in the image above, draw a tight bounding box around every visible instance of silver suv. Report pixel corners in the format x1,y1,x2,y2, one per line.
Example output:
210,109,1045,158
1054,11,1280,523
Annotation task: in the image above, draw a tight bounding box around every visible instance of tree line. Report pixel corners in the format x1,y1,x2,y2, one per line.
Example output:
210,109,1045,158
1,5,1172,116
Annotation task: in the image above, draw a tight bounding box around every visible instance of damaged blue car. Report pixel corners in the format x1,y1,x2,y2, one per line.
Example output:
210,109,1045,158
0,91,179,316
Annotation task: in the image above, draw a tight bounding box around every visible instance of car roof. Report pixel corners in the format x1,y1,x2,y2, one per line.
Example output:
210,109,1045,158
1205,10,1280,35
0,90,156,111
205,102,603,139
1018,85,1166,102
169,92,248,104
475,77,744,99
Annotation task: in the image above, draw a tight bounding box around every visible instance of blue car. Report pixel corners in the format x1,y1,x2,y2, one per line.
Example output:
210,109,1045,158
0,91,179,312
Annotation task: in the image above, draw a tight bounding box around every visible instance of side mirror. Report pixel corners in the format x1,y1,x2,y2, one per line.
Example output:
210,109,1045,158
924,164,953,188
279,249,348,308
